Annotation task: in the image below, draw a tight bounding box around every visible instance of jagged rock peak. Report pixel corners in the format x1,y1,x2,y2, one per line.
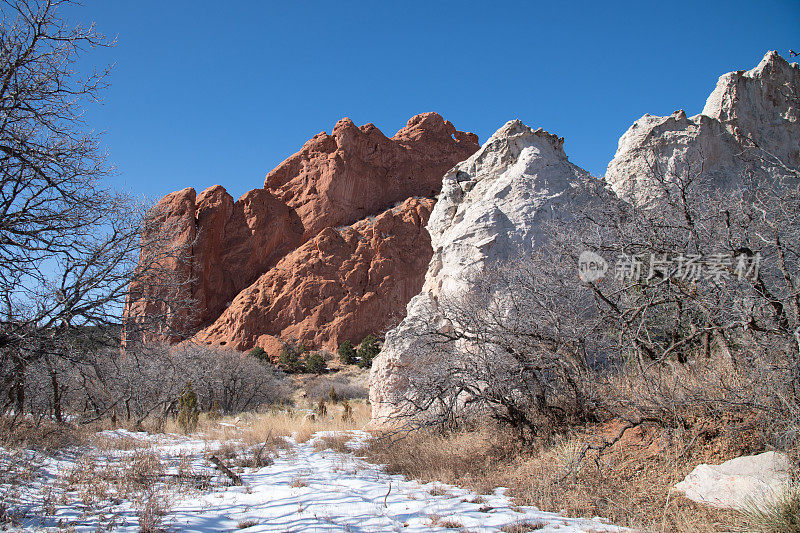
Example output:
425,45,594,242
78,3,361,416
606,51,799,206
263,112,480,241
702,50,800,124
370,119,613,423
427,120,589,256
124,113,479,350
453,118,578,180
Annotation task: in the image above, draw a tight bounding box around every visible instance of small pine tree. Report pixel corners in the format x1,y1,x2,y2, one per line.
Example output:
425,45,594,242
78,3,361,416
338,340,356,365
305,351,326,374
316,398,327,417
277,340,306,373
341,399,352,422
357,334,380,369
177,382,199,433
207,399,222,420
249,346,269,362
328,386,339,404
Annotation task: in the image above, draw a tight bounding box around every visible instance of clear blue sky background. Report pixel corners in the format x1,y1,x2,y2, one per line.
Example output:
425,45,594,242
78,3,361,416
70,1,799,201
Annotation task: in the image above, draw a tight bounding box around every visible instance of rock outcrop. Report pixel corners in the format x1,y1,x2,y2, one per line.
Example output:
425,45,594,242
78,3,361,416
370,51,800,424
606,51,799,205
194,197,435,352
370,120,613,422
123,113,479,351
265,113,479,240
191,185,305,326
124,187,199,344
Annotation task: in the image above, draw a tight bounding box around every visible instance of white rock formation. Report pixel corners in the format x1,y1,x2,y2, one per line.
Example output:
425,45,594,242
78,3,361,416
606,51,799,206
369,51,800,425
674,451,790,511
369,120,612,422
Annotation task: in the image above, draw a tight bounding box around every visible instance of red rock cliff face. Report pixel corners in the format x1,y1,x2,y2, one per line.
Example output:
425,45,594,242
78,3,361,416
124,187,198,344
194,197,435,352
123,113,478,352
192,185,304,325
265,113,478,239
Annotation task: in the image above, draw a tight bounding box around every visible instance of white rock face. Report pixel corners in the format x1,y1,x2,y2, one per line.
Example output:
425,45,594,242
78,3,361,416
606,51,800,206
369,51,800,425
674,451,790,511
369,120,612,422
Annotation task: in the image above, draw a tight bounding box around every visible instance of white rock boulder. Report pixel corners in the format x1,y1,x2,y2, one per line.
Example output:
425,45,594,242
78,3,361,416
673,451,791,511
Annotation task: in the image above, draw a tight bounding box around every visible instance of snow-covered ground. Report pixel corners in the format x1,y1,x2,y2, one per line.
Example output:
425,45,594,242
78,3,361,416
1,429,623,532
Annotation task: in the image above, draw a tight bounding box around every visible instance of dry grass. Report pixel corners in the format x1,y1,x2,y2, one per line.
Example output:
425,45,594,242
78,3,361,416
1,399,368,530
164,400,370,445
429,484,451,497
436,517,464,528
313,434,352,453
362,420,758,532
744,488,800,533
0,449,46,526
0,417,84,451
362,427,522,495
62,447,170,502
173,402,370,477
501,520,547,532
1,396,370,452
121,449,166,490
48,445,184,531
136,487,170,533
302,370,370,401
63,455,113,505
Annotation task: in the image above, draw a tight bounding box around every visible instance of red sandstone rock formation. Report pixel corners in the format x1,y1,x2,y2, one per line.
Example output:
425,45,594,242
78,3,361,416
124,187,198,344
192,185,304,325
123,113,478,352
265,113,478,240
194,197,435,352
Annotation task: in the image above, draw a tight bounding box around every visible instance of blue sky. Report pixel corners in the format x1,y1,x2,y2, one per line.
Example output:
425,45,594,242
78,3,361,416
71,1,799,201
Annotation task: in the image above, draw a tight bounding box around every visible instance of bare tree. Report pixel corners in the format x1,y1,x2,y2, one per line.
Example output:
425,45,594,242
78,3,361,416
391,254,604,441
0,0,195,425
390,146,800,450
70,343,289,427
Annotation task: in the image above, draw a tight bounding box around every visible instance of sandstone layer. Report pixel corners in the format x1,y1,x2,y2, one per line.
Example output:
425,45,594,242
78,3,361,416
123,113,479,352
194,197,435,352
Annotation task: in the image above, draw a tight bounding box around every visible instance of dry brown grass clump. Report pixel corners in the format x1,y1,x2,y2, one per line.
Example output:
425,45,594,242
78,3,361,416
62,448,170,501
0,417,84,450
136,487,170,533
744,488,800,533
313,434,352,454
173,401,371,444
363,420,767,532
363,426,523,495
290,477,307,488
500,520,547,532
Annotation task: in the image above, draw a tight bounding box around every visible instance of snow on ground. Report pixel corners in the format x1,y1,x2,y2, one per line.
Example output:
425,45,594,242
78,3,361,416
1,429,624,532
